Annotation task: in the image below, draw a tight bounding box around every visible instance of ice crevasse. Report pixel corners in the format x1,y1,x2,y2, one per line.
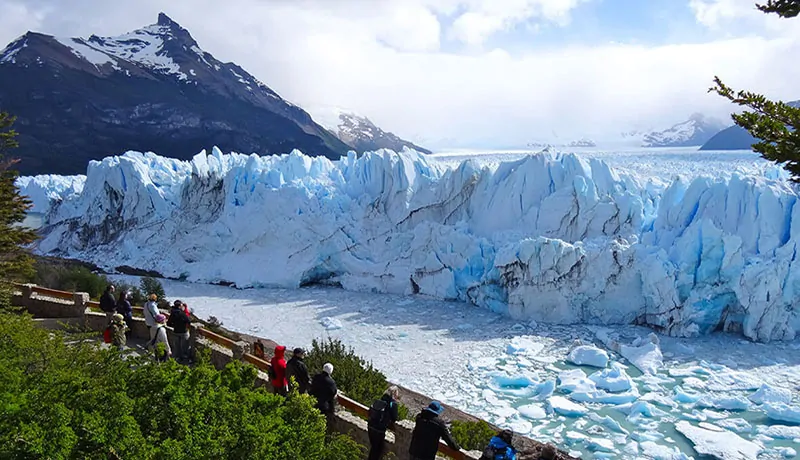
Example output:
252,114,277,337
22,147,800,342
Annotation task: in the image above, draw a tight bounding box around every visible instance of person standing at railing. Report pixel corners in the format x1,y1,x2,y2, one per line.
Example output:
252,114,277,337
286,347,310,394
167,300,191,363
310,363,338,425
409,401,461,460
116,291,134,336
143,294,160,341
269,345,288,396
367,386,400,460
99,284,116,321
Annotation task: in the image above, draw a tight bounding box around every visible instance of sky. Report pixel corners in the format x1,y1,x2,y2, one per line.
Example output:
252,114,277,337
1,0,798,149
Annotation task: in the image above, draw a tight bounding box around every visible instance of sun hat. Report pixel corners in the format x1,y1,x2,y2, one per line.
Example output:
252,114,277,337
112,313,124,323
424,401,444,415
155,314,167,323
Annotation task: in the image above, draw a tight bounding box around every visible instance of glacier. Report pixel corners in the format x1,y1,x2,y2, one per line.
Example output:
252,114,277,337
20,147,800,342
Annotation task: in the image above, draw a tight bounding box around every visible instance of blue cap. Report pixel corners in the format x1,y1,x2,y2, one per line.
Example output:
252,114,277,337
425,401,444,415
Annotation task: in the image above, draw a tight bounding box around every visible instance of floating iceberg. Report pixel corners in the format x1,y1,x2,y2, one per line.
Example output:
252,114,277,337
675,421,762,460
567,345,609,368
21,148,800,342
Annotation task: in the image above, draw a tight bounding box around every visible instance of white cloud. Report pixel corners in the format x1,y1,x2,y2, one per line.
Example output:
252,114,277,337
0,0,799,149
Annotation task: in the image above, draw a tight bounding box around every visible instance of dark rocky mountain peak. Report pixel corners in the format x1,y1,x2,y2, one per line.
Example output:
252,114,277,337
0,14,349,175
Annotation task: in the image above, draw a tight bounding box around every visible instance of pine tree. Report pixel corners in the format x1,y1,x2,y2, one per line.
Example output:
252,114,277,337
0,112,37,307
710,1,800,180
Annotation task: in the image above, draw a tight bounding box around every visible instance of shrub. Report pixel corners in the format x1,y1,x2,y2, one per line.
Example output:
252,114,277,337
0,312,362,459
33,261,110,299
450,420,496,451
140,276,166,301
305,338,391,407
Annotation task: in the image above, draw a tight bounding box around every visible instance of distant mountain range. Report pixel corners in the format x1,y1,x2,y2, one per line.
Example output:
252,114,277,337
309,107,431,154
0,14,427,176
641,113,727,148
700,100,800,151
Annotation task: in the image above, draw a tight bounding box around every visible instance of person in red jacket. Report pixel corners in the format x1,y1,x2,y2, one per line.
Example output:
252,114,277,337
270,345,288,396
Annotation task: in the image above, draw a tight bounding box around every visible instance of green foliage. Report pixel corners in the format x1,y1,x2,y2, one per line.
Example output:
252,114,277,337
306,338,390,408
140,276,166,301
0,312,362,459
115,282,144,306
34,262,110,299
323,434,364,460
710,2,800,180
757,0,800,17
0,112,37,308
450,420,496,451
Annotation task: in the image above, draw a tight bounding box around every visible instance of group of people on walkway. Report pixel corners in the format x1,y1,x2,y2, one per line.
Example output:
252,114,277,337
99,284,192,362
264,344,519,460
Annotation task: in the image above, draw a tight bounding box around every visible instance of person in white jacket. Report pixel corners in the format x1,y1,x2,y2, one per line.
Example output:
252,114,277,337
143,294,161,341
151,314,172,362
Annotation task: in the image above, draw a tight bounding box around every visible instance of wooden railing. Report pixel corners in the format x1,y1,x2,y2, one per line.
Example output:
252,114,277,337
13,282,472,460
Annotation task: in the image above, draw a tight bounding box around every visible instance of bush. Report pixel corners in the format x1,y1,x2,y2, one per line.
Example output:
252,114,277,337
0,312,362,459
34,261,110,299
306,338,401,412
140,276,166,301
450,420,496,451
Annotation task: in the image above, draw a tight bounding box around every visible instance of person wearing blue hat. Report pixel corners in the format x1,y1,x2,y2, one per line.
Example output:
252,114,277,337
409,400,461,460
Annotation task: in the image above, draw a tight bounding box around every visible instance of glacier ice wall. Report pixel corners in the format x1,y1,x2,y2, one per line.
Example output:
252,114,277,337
23,148,800,342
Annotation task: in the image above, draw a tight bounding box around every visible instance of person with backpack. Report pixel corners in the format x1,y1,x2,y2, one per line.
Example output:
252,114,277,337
367,386,400,460
409,401,461,460
109,313,128,351
167,300,191,363
480,429,518,460
99,284,116,321
310,363,337,422
150,314,171,362
286,347,311,394
269,345,288,396
143,294,160,340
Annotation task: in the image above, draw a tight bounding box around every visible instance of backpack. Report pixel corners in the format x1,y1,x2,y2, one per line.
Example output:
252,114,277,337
267,364,277,381
103,327,112,344
481,446,515,460
368,399,391,431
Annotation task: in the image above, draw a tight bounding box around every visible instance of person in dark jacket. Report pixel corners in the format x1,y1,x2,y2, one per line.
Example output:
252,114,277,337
367,386,400,460
167,300,191,362
115,291,133,334
286,347,311,394
99,284,116,321
270,345,288,396
310,363,337,418
480,429,517,460
409,401,460,460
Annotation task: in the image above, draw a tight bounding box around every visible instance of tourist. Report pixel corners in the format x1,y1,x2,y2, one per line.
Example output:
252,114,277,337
116,291,134,334
167,299,191,362
181,301,191,319
270,345,288,396
151,313,171,362
99,284,116,321
310,363,337,421
286,347,310,394
367,386,400,460
480,429,517,460
143,294,160,341
409,401,460,460
109,313,128,351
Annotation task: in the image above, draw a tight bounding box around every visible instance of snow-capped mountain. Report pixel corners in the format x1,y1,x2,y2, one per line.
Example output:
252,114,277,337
309,107,431,154
0,13,348,175
642,114,726,148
